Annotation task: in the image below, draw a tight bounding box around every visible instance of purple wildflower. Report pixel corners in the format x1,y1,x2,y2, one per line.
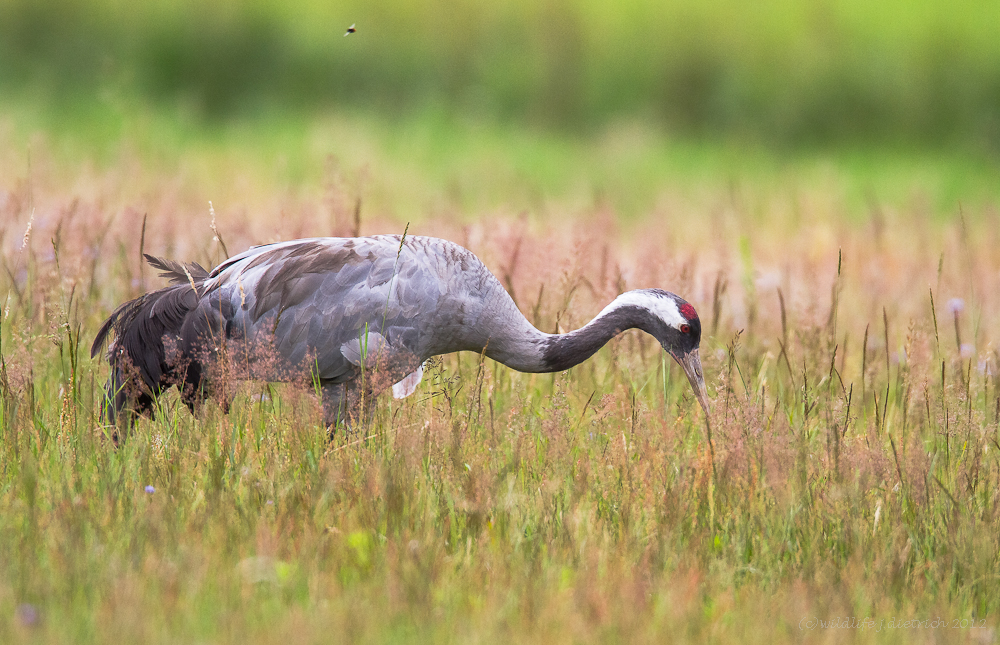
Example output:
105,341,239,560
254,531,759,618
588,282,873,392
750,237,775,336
16,604,40,627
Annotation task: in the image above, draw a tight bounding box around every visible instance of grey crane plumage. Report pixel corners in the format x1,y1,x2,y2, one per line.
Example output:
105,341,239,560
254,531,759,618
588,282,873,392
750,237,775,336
92,235,710,428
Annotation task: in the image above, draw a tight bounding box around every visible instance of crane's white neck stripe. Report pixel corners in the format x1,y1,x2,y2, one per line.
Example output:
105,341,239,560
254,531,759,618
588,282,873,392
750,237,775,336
595,291,685,328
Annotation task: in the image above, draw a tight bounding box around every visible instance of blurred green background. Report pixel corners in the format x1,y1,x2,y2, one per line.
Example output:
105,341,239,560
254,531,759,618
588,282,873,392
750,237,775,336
3,0,999,151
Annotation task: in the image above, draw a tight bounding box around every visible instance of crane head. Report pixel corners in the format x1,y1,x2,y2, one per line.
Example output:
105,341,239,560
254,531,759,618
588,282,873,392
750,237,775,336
664,301,710,416
630,290,711,416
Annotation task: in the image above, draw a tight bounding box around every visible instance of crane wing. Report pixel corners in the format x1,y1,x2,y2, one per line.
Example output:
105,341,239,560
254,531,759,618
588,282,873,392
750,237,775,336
207,237,442,388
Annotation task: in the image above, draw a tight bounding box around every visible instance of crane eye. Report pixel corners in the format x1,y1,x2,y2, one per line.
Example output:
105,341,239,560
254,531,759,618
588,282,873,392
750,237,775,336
680,324,691,334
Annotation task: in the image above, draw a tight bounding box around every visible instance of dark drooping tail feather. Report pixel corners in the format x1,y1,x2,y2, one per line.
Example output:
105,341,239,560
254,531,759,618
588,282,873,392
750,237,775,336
90,284,200,423
91,254,212,424
143,254,209,285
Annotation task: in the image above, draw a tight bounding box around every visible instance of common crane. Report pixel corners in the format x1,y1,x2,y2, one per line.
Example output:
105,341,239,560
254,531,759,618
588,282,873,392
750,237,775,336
92,235,710,427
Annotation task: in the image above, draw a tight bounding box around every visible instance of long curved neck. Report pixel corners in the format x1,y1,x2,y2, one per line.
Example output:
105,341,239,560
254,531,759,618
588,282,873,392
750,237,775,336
482,299,657,374
540,304,653,372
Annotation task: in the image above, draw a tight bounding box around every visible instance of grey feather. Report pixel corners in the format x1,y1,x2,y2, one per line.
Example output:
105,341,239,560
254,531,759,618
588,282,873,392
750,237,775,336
143,254,209,285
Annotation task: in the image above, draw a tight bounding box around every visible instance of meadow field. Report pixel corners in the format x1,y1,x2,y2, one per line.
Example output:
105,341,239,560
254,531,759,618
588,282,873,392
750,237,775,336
3,0,1000,641
0,110,998,643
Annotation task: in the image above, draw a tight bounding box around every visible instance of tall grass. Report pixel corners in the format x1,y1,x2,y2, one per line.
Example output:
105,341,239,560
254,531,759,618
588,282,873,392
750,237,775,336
0,131,999,643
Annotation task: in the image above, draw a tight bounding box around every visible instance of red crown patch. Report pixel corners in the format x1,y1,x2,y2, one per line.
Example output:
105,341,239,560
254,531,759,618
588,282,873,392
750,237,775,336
679,303,698,321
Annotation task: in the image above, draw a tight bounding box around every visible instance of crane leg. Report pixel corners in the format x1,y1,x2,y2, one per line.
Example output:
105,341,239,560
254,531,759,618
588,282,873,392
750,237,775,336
321,381,377,436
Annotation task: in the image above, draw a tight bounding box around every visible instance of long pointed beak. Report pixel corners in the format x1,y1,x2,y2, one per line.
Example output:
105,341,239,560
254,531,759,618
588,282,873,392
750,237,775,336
671,348,711,417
